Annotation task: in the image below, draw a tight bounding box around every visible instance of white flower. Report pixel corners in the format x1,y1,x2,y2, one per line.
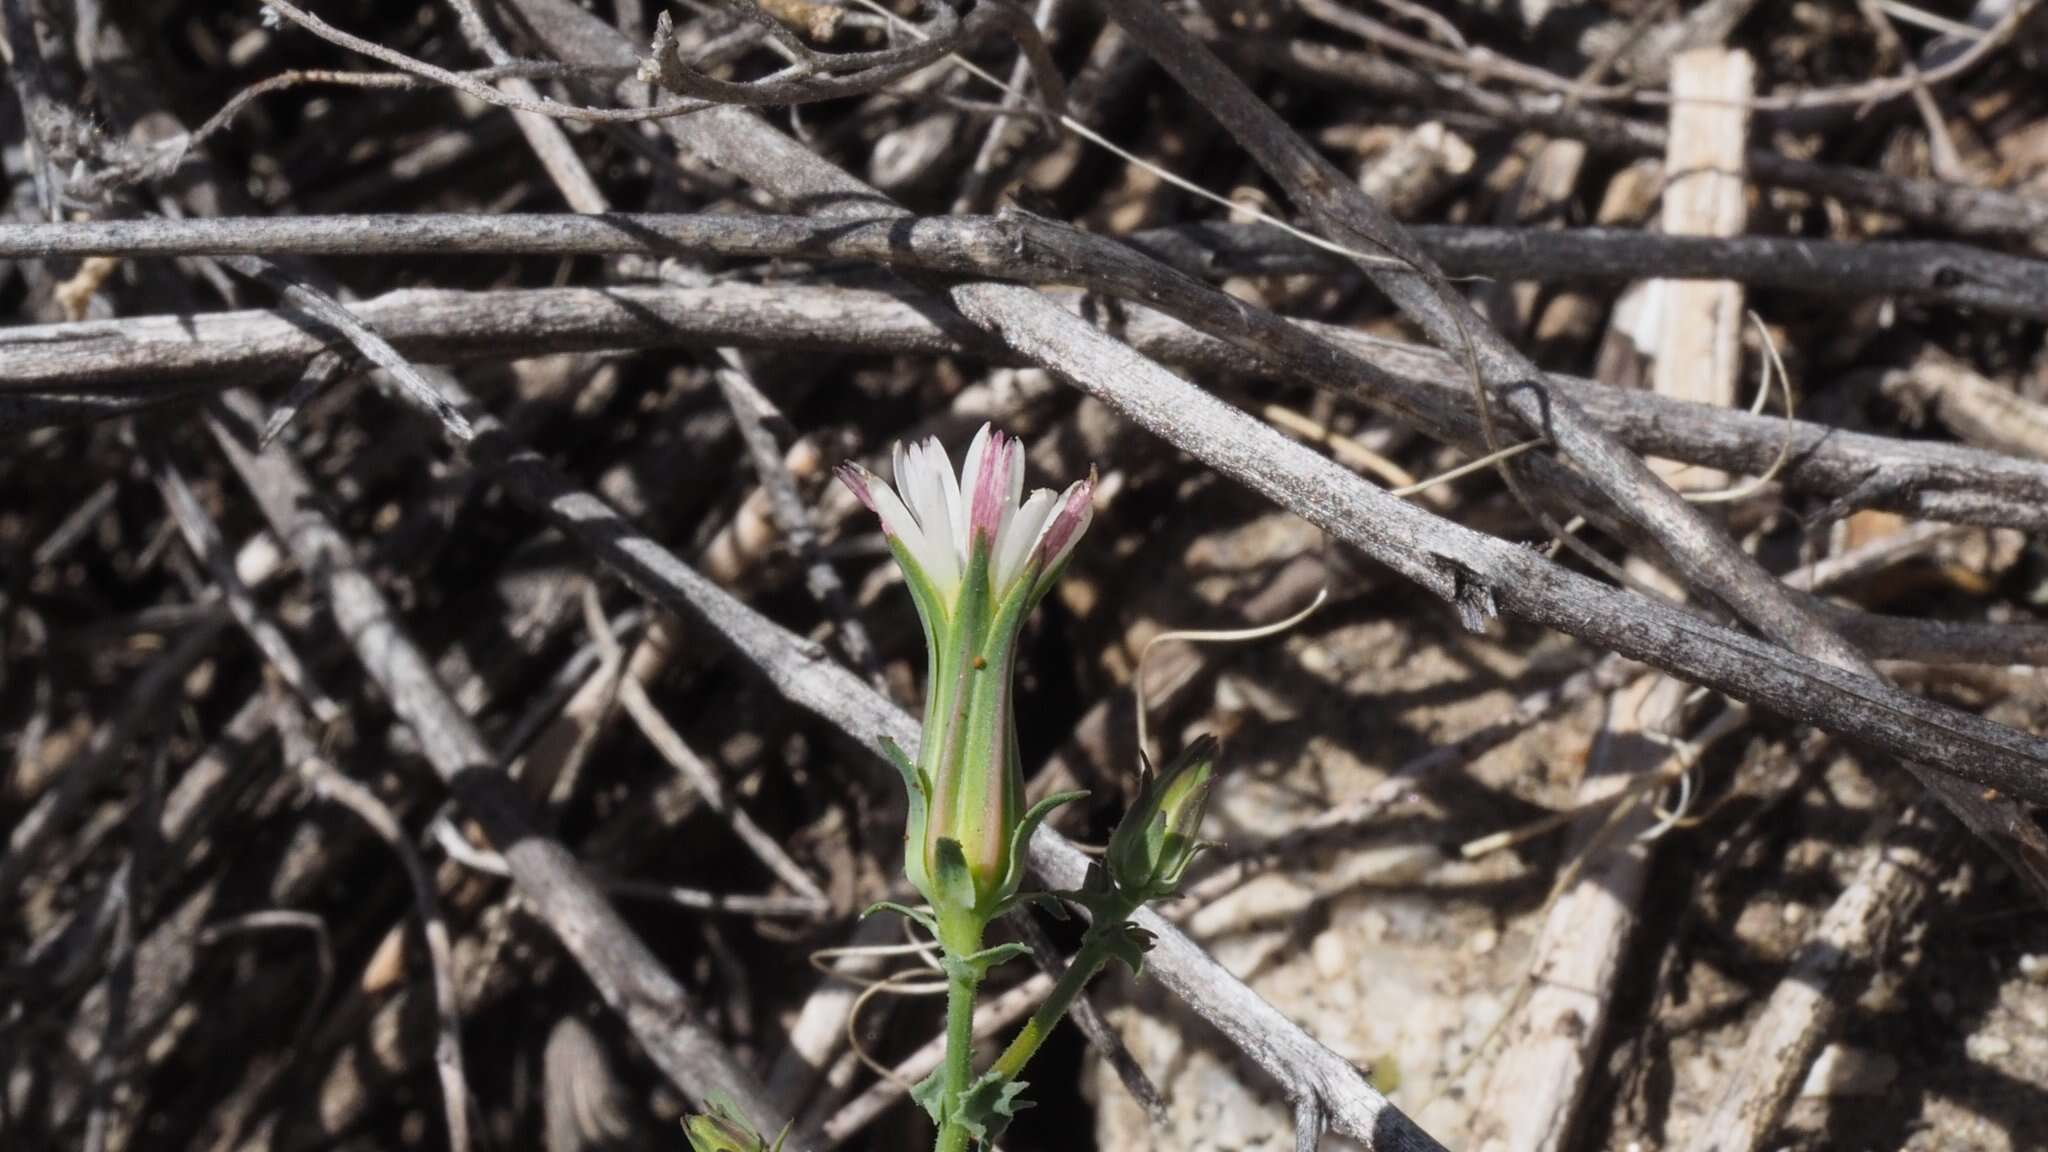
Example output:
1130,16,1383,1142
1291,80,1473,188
836,423,1094,914
838,423,1093,614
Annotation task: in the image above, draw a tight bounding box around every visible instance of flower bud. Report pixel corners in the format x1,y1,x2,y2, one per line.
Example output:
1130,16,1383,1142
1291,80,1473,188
1107,736,1217,901
683,1101,783,1152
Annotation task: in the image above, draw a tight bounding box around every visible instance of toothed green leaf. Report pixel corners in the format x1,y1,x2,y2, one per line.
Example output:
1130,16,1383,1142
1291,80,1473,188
909,1068,949,1127
1099,921,1155,977
955,1072,1034,1144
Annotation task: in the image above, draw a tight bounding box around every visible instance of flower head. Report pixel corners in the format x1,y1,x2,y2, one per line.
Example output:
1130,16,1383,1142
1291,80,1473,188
839,425,1093,923
838,424,1092,624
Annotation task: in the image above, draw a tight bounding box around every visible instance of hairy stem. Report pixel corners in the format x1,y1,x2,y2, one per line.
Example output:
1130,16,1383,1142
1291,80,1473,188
935,968,981,1152
933,909,988,1152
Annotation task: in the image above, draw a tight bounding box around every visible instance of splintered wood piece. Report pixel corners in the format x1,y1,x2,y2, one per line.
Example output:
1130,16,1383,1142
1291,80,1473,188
1652,48,1755,488
1472,48,1758,1152
1472,674,1681,1152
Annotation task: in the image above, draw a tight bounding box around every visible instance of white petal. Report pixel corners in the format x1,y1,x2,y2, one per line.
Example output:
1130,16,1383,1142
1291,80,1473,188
935,440,964,567
905,442,960,589
898,440,933,512
955,424,992,549
901,443,930,528
892,441,913,503
996,489,1057,593
869,476,947,586
890,442,930,541
1004,438,1025,513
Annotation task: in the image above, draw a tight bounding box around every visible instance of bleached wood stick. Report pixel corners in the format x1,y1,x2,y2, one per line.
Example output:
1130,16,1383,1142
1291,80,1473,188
1650,48,1754,488
1477,52,1755,1152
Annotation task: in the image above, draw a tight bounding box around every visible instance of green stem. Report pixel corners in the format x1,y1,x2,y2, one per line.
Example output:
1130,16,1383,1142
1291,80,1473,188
933,909,987,1152
934,967,981,1152
988,907,1137,1084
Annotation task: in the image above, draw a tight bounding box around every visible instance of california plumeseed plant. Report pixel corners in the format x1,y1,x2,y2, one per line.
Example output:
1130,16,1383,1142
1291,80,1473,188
684,424,1216,1152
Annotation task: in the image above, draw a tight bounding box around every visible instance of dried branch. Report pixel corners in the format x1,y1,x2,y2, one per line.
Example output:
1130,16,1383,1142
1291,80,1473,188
0,610,230,901
953,0,1068,213
1878,346,2048,461
12,285,2048,536
59,190,1991,820
11,692,274,1003
1855,0,1969,182
435,823,834,918
1102,0,1851,673
29,479,118,567
1682,805,1949,1152
1096,0,2048,895
582,589,832,912
259,0,1014,126
441,0,611,211
1141,217,2048,320
712,354,886,687
222,251,475,438
6,213,2045,320
1295,0,2040,115
1242,29,2048,244
492,0,2048,825
180,61,627,158
203,385,782,1123
143,445,341,722
271,696,473,1152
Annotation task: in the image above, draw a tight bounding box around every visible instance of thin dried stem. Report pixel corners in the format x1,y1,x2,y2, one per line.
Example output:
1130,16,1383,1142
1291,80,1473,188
273,698,473,1152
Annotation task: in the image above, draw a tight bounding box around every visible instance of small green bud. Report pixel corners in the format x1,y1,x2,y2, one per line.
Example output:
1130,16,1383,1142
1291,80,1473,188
1107,735,1217,901
682,1100,785,1152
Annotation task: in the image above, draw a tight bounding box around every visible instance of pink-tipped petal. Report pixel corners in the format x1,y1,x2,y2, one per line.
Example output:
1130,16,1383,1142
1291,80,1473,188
846,458,933,563
968,428,1011,545
859,469,944,585
835,462,878,513
1034,469,1096,575
994,436,1024,561
955,424,993,547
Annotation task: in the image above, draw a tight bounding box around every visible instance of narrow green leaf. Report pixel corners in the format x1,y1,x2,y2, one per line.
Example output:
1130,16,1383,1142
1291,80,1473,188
860,900,939,934
997,789,1088,905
